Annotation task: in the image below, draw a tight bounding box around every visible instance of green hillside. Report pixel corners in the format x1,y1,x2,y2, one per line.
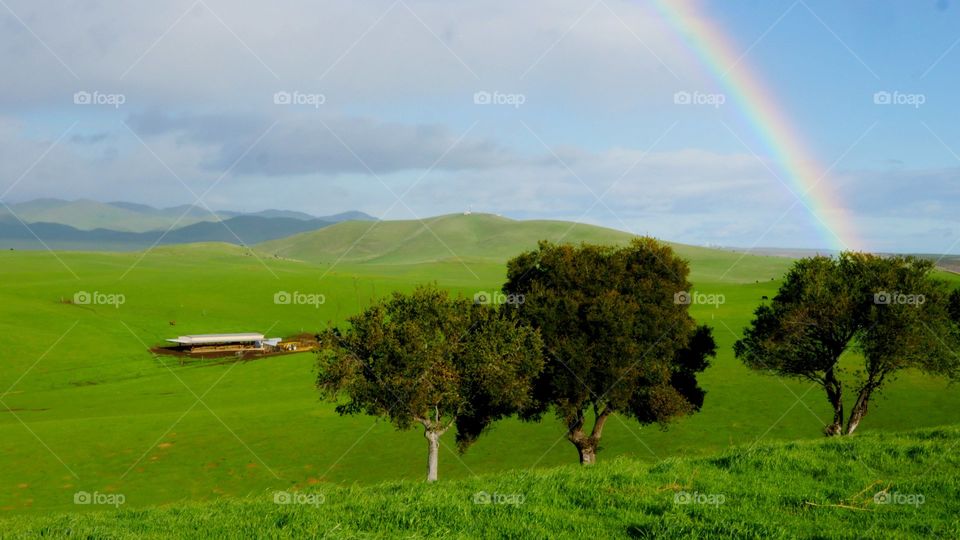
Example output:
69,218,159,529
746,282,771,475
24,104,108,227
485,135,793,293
3,426,957,538
257,214,793,284
2,236,959,519
257,213,625,264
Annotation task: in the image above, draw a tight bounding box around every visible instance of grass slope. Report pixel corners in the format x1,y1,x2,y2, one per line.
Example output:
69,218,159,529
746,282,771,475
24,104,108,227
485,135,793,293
257,214,792,284
257,214,630,264
1,223,958,519
3,426,958,539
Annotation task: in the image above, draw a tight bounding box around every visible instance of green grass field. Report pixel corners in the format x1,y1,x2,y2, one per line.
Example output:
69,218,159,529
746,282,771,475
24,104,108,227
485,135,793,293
1,215,958,530
3,426,958,538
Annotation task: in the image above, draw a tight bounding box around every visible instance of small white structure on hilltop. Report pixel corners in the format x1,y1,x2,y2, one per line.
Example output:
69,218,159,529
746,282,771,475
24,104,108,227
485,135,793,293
463,206,472,215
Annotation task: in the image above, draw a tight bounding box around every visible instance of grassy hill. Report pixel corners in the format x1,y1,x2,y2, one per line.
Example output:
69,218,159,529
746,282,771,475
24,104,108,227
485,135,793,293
257,213,630,264
2,237,959,520
2,426,957,538
257,213,793,283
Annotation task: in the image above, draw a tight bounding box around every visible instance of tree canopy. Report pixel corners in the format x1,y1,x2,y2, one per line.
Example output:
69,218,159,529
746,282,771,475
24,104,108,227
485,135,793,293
316,285,544,481
735,253,960,435
504,238,716,464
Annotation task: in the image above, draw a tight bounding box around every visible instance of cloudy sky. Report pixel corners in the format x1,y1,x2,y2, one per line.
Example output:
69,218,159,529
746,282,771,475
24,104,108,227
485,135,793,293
1,0,959,252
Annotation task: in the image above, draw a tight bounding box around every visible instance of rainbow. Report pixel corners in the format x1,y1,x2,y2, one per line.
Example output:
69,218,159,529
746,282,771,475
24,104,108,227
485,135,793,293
651,0,859,251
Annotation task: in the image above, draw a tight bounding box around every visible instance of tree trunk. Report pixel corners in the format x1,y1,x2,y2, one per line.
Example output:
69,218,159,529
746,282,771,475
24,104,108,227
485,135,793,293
845,388,872,435
823,368,844,437
845,372,886,435
425,429,440,482
566,408,611,465
568,427,598,465
577,441,597,465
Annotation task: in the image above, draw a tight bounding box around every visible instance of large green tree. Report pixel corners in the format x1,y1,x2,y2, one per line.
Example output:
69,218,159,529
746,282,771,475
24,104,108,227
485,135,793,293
504,238,716,464
735,253,960,436
316,285,544,481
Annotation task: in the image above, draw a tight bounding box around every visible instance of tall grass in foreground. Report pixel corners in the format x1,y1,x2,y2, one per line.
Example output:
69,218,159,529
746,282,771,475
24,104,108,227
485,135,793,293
3,426,958,539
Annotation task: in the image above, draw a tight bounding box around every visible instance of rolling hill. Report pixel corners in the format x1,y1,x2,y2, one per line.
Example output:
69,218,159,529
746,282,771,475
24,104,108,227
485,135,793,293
0,215,337,250
0,199,210,233
1,224,958,521
257,213,795,283
0,199,376,234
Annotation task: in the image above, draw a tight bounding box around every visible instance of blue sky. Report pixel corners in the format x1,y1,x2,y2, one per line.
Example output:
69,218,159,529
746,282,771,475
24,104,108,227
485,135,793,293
0,0,958,253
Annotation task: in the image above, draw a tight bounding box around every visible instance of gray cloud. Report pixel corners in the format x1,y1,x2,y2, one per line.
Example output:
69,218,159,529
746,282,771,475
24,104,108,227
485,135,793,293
127,111,516,175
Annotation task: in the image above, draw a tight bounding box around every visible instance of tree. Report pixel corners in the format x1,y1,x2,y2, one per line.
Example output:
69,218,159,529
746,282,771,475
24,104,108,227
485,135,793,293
503,238,716,465
734,255,860,435
735,253,960,436
948,288,960,324
853,255,960,433
316,285,544,482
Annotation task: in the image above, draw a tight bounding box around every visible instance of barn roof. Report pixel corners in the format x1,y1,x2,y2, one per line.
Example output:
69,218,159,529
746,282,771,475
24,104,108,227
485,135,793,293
166,333,265,345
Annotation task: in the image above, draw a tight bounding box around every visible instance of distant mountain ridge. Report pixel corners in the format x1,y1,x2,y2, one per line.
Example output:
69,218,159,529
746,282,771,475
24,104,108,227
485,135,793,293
0,214,341,251
0,199,376,233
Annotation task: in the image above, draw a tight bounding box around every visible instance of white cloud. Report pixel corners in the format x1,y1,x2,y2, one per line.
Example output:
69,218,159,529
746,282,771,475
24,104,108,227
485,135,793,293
0,0,703,109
